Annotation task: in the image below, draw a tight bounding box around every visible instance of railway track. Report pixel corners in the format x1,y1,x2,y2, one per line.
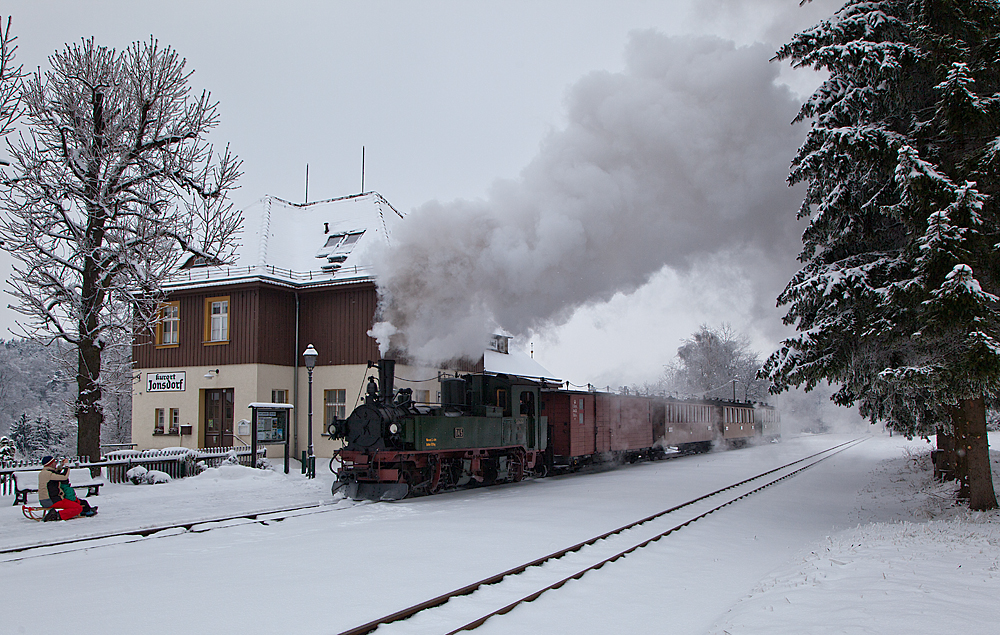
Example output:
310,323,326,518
336,437,868,635
0,441,735,562
0,500,354,563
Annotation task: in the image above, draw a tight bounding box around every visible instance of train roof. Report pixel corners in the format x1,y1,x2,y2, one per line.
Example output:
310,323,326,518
483,349,557,381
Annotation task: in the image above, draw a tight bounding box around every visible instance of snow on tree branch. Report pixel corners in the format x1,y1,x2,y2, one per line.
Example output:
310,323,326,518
0,35,241,464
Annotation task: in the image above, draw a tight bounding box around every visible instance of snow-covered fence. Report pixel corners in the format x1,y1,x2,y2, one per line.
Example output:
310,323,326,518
102,448,197,483
0,456,91,497
100,446,266,484
2,447,267,497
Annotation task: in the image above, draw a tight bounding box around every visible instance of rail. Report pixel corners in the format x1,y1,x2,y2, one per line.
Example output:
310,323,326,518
335,437,867,635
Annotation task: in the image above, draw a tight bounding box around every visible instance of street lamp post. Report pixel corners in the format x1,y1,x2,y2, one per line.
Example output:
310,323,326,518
303,344,318,478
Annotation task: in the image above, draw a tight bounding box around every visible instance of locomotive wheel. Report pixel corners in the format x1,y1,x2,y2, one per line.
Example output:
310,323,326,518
401,462,430,496
508,450,525,483
429,455,444,493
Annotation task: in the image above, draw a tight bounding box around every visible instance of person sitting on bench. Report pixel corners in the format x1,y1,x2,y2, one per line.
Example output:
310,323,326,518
38,456,97,521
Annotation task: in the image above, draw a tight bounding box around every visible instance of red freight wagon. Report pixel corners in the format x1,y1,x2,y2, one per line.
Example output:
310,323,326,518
595,393,653,454
541,391,596,467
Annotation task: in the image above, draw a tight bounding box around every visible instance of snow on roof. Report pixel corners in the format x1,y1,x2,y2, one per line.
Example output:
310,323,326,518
483,349,558,381
166,192,404,289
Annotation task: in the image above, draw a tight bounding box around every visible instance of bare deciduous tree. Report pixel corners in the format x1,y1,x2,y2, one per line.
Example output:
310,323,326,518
672,324,768,401
0,16,22,140
0,37,241,463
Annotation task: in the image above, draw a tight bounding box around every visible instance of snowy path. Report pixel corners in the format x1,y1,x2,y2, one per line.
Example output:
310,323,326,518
2,433,995,635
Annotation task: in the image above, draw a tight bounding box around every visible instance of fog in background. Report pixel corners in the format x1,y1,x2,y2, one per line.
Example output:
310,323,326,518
773,382,872,436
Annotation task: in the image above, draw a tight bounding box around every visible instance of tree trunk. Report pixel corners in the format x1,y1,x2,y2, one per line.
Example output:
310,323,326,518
951,404,971,500
950,398,997,510
76,337,103,474
935,426,957,481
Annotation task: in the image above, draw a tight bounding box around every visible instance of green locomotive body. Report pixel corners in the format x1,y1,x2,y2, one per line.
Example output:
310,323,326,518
330,362,548,500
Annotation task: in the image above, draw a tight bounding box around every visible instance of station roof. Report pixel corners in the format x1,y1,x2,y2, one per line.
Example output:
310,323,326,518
165,192,404,291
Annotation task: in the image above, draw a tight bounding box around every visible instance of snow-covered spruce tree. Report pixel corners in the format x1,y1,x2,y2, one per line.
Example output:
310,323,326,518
7,413,35,457
764,0,1000,509
0,38,241,466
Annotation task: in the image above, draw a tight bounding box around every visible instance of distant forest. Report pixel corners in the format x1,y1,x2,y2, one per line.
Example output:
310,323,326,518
0,338,131,461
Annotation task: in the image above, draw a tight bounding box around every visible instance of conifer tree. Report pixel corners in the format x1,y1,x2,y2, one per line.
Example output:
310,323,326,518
765,0,1000,509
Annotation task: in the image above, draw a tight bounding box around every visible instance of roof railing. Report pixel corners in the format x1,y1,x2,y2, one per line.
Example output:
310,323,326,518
165,263,375,284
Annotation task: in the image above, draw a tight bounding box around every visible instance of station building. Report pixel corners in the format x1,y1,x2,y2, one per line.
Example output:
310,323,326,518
130,192,552,458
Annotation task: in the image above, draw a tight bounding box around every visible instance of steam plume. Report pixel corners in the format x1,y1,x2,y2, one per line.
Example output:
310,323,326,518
372,32,805,363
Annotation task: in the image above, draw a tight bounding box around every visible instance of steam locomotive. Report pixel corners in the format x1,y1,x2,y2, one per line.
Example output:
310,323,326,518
327,359,780,500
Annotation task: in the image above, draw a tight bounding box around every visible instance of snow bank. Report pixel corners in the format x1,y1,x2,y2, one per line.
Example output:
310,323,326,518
712,519,1000,634
711,441,1000,634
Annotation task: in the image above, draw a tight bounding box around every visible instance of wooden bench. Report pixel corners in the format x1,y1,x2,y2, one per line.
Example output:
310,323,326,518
12,469,105,506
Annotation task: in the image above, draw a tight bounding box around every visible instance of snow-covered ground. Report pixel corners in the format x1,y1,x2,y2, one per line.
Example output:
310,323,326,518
2,432,998,635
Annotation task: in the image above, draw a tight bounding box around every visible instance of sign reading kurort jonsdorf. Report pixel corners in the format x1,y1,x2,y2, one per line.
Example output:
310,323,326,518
147,371,186,392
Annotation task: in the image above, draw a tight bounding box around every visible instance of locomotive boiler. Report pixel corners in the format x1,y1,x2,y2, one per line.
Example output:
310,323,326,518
327,359,548,500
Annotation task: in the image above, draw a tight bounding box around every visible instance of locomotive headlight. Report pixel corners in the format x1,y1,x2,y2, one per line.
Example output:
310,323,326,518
389,423,399,435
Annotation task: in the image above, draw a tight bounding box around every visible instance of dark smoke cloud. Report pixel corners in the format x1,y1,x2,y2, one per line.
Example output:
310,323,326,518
371,31,806,364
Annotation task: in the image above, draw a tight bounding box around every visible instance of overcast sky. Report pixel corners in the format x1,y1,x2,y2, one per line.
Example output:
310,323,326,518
0,0,843,388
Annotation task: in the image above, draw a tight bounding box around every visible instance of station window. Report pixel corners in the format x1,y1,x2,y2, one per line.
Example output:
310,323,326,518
325,389,347,424
413,390,430,404
169,408,180,434
272,389,288,404
156,301,180,347
154,408,165,434
204,296,229,344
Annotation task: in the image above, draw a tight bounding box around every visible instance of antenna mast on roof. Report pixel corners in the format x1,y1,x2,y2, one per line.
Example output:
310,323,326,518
361,146,365,194
304,163,309,204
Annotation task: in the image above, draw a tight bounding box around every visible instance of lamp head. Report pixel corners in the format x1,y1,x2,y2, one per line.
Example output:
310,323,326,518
303,344,318,370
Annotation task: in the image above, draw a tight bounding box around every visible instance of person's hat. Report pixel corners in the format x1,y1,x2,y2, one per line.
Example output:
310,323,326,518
41,455,55,466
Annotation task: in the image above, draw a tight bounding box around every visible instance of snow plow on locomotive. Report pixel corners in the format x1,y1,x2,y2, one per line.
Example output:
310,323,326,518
328,359,780,500
326,360,548,500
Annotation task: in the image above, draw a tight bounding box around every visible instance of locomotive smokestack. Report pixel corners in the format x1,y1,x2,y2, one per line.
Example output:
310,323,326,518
378,359,396,403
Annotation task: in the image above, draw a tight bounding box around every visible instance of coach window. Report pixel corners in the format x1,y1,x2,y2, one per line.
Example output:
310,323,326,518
156,301,180,347
204,296,229,344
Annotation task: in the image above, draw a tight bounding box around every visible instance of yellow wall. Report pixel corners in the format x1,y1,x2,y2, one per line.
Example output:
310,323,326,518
132,362,447,459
